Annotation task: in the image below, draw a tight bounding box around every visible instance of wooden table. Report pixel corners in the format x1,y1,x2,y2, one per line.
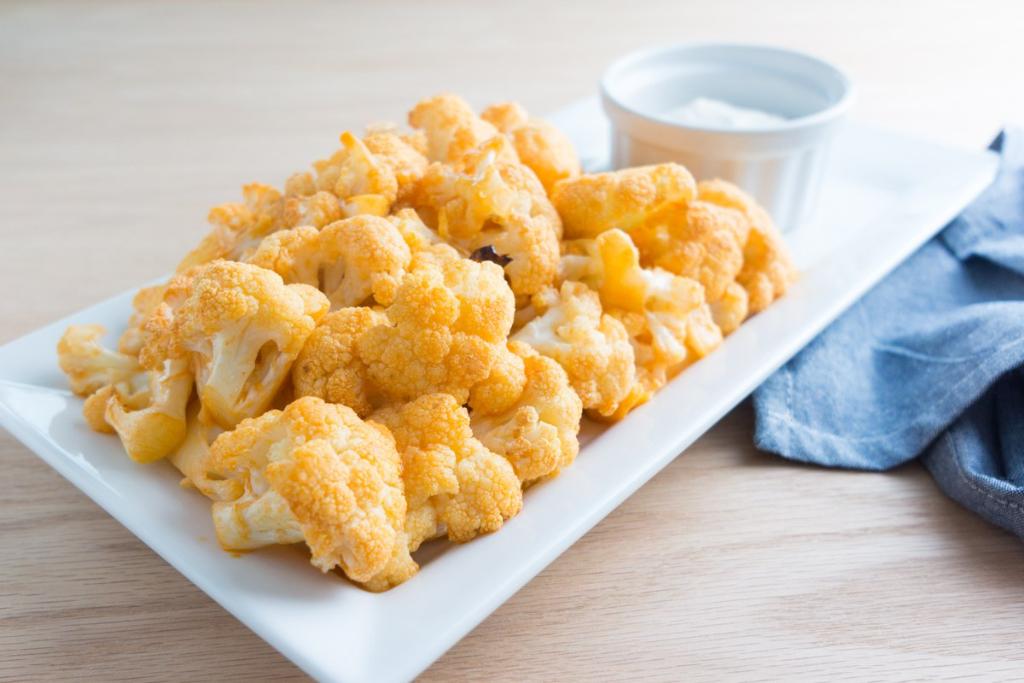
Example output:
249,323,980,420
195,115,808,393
3,2,1024,680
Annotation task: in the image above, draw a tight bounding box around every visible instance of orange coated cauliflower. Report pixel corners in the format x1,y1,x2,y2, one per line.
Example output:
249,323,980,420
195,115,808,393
551,163,696,239
357,246,515,404
179,183,285,270
57,284,194,464
174,260,329,429
698,179,797,314
246,215,412,309
471,342,582,484
411,136,561,297
564,229,723,397
202,396,416,590
363,126,429,204
481,101,581,194
629,199,748,334
312,131,399,216
291,307,385,417
512,281,636,418
372,393,522,548
407,93,501,163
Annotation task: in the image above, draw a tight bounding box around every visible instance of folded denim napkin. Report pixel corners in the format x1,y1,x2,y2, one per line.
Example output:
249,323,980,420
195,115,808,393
753,129,1024,536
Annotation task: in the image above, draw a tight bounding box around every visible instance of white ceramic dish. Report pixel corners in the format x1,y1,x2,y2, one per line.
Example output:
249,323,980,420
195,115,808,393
602,43,854,231
0,97,997,683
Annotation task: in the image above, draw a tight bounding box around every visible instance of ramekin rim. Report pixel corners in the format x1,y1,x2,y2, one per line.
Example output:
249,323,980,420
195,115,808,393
600,41,856,136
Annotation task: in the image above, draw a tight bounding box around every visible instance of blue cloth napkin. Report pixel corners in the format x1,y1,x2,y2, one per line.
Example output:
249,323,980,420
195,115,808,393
753,128,1024,536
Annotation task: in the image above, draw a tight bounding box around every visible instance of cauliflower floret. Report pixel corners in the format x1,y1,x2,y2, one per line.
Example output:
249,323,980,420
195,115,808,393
174,260,329,429
166,404,240,501
179,183,284,270
291,307,385,417
512,281,635,418
407,93,502,163
388,208,443,253
471,342,582,484
117,284,166,355
552,163,696,239
246,215,412,309
411,136,560,297
357,246,514,403
58,293,194,464
203,396,415,589
312,131,398,216
697,179,797,314
363,127,429,204
629,199,748,333
372,393,522,548
58,324,141,397
281,190,343,229
482,101,581,194
565,229,723,396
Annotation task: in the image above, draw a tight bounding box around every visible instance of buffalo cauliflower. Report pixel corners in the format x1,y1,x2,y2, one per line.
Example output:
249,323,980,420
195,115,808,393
411,136,561,297
481,101,581,194
512,281,635,418
564,229,723,396
697,179,797,314
628,199,748,333
363,126,429,204
203,396,416,590
372,393,522,548
179,183,285,270
291,307,385,417
357,246,515,403
174,260,329,429
407,93,502,163
471,342,582,484
551,163,696,239
246,215,412,309
57,296,193,464
312,131,399,216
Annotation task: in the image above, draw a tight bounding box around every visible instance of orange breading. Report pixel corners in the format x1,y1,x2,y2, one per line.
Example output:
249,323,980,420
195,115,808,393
204,396,415,589
482,101,581,194
291,307,385,417
372,393,522,547
697,179,797,314
551,163,696,238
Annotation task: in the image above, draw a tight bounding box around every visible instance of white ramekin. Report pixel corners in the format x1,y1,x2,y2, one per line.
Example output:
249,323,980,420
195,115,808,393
601,43,854,231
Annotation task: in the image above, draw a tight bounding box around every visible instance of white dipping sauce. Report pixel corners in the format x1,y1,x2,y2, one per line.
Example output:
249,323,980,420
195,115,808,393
667,97,786,128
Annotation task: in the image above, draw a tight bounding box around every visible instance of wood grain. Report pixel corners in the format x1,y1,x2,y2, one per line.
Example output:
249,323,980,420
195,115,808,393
2,1,1024,680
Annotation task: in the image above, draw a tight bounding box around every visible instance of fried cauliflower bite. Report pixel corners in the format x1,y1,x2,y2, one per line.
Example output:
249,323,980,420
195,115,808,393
312,131,399,216
565,229,723,397
697,179,797,314
411,136,561,297
362,127,429,204
291,307,385,417
388,208,443,253
552,163,697,239
179,183,285,271
471,342,582,484
58,324,141,397
372,393,522,548
512,281,635,418
481,101,581,194
58,298,194,464
174,260,329,429
407,93,502,163
203,396,416,589
629,199,749,334
246,215,412,309
357,246,515,404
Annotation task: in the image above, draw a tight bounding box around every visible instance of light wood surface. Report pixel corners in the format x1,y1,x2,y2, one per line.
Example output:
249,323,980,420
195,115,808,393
3,2,1024,681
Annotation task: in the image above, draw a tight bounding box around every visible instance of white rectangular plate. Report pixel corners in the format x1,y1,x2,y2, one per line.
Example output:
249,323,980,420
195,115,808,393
0,97,998,683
